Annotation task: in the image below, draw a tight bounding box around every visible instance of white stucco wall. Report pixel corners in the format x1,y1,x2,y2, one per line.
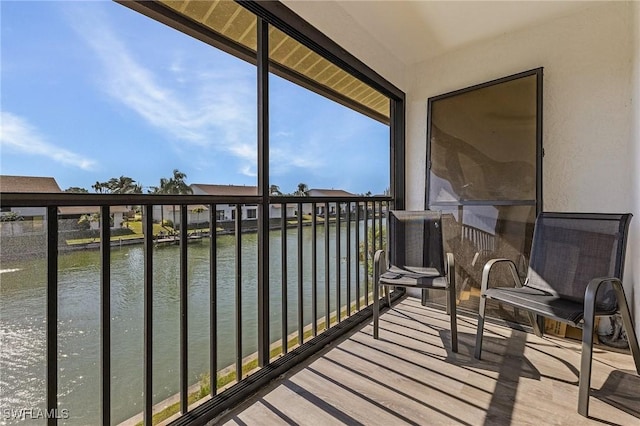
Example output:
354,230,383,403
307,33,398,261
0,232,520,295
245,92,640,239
406,2,633,212
631,1,640,329
406,2,638,331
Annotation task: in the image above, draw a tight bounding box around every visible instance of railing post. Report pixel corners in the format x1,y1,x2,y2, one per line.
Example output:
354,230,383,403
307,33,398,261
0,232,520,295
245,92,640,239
46,206,58,426
346,202,351,317
355,202,361,311
180,205,188,414
235,204,243,382
143,205,154,425
210,204,218,396
297,202,304,345
324,202,330,330
281,204,288,354
100,206,111,425
336,203,341,322
364,204,369,306
311,202,318,336
378,201,384,249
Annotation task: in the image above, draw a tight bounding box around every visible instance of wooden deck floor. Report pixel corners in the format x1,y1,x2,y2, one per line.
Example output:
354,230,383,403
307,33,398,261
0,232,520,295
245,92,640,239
218,297,639,425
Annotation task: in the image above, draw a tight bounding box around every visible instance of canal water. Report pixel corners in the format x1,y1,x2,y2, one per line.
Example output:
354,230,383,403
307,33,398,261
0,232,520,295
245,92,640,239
0,220,381,425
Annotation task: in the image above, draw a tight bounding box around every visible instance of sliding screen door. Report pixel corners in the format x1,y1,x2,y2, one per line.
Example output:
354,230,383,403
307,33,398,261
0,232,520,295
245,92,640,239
425,68,542,322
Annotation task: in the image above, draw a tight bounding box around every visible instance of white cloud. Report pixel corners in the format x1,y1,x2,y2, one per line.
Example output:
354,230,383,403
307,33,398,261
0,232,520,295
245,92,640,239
69,5,256,169
0,111,97,170
240,165,257,178
269,129,326,176
229,143,256,162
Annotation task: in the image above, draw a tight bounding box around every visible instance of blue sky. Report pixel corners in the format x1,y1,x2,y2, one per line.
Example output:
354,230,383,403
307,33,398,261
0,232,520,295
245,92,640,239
0,1,390,195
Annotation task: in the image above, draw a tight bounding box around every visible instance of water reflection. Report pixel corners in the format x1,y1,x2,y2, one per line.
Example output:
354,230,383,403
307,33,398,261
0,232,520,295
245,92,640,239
0,221,373,424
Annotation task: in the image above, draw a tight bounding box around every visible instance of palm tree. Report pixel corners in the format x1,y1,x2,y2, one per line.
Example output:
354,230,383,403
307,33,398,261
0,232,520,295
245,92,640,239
191,206,205,232
148,179,169,229
294,182,308,196
110,176,142,194
269,184,282,196
150,169,193,232
167,169,192,231
92,181,106,193
99,176,142,225
64,187,89,193
92,176,141,194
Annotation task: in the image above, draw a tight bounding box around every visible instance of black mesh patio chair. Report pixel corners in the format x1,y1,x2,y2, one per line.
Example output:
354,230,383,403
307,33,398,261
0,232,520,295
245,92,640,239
474,212,640,417
373,210,458,353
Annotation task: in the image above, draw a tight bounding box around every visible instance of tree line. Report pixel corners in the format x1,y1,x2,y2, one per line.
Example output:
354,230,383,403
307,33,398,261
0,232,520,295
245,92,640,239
64,169,193,195
65,172,310,197
64,172,380,197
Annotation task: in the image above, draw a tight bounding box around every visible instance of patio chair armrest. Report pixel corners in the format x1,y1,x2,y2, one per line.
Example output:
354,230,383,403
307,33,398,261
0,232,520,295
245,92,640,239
584,277,617,328
584,276,621,299
446,252,456,289
584,277,624,322
585,276,619,303
480,258,522,295
445,252,455,276
373,249,387,284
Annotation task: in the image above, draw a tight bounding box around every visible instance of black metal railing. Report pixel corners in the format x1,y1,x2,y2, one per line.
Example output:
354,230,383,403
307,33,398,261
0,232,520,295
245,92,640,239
0,192,391,425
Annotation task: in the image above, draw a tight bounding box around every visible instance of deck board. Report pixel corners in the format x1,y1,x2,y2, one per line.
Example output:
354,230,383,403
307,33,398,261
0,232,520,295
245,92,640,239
218,297,639,425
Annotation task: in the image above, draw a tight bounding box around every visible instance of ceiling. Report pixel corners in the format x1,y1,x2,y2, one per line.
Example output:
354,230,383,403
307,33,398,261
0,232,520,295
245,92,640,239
284,1,599,66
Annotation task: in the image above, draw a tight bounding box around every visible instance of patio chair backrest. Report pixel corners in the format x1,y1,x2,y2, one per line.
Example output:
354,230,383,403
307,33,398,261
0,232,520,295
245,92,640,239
388,210,445,275
526,212,632,312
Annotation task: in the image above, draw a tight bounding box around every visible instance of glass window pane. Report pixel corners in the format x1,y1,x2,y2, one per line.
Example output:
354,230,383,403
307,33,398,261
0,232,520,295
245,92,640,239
1,1,258,422
1,1,257,192
268,28,390,197
269,72,390,196
269,26,389,122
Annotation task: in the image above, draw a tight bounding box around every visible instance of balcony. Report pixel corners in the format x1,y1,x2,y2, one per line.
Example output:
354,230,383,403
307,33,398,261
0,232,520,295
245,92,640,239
2,0,640,425
2,192,638,425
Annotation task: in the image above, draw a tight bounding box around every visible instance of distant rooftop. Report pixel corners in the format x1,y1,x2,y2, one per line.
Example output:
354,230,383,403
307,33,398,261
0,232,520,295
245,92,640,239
190,184,258,196
58,206,130,215
306,188,356,197
0,175,62,193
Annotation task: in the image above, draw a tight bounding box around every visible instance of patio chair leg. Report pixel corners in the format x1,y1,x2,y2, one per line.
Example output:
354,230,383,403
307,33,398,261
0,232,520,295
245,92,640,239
373,250,384,340
447,253,458,353
528,313,543,337
475,294,487,360
475,259,500,360
578,295,596,417
579,277,614,417
579,277,640,417
373,284,380,339
611,281,640,374
448,288,458,352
